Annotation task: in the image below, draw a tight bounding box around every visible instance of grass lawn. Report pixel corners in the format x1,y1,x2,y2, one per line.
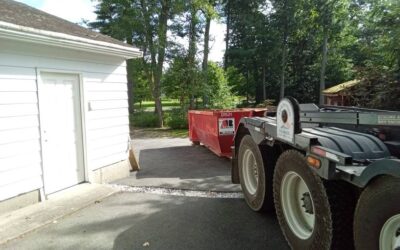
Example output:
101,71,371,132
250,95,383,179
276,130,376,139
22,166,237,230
134,99,180,110
131,99,187,129
131,127,188,139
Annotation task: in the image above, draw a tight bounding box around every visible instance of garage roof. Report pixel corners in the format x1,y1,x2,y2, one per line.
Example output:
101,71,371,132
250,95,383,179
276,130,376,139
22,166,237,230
0,0,141,58
323,80,360,95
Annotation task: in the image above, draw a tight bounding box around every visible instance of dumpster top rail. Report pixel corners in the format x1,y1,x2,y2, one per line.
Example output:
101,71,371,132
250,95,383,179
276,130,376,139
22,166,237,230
188,108,268,116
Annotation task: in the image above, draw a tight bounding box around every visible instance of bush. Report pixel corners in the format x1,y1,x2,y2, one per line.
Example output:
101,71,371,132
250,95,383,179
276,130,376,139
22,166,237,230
130,112,159,128
164,109,188,129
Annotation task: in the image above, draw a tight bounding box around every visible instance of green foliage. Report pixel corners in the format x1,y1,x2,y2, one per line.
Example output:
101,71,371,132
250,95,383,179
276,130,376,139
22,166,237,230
343,0,400,109
92,0,399,115
226,66,246,95
131,100,187,128
130,59,152,105
92,0,177,127
162,58,236,109
132,109,189,129
349,65,400,110
205,62,236,108
164,109,188,129
130,112,159,128
222,0,399,107
162,56,194,104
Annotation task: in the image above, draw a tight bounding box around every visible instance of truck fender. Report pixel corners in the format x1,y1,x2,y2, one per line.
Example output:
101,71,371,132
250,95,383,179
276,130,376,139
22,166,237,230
231,120,264,184
354,159,400,187
231,123,250,184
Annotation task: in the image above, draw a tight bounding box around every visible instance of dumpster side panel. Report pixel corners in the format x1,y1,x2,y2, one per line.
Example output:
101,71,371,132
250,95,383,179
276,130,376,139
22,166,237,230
189,109,266,158
188,112,199,142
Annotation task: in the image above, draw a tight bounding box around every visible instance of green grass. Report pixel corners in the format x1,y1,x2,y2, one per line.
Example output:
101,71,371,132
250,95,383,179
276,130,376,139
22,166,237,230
130,108,188,129
131,99,188,129
131,127,188,138
134,99,180,109
166,129,188,137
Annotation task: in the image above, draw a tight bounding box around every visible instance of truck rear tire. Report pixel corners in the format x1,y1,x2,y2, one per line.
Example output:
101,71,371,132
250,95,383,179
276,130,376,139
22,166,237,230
354,175,400,250
273,150,356,250
238,135,274,212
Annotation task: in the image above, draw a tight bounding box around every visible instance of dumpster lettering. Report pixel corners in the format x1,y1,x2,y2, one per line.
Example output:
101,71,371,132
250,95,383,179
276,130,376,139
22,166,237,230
219,118,235,135
220,112,233,117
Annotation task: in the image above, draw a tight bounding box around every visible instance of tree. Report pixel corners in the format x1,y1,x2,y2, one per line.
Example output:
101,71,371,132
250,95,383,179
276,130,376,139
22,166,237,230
90,0,142,115
271,0,297,100
206,62,235,108
346,0,400,109
163,58,234,108
226,66,246,96
92,0,399,113
92,0,176,127
223,0,282,103
162,56,196,107
131,59,152,108
139,0,171,127
201,0,218,72
187,2,200,109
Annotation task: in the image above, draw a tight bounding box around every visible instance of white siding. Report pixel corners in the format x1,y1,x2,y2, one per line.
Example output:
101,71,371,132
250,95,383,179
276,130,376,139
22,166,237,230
0,65,43,201
0,38,130,201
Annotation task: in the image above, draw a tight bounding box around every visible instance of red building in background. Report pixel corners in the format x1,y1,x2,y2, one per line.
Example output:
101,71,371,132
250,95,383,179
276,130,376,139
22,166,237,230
323,80,360,106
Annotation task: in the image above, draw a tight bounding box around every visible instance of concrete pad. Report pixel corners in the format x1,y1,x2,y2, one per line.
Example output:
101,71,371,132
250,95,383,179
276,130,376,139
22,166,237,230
0,183,119,245
116,138,241,192
0,190,40,215
2,192,289,250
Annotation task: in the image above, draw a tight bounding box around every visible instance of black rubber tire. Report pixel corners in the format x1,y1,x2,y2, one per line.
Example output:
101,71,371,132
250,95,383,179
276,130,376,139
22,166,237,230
354,175,400,250
238,135,274,212
192,141,200,146
273,150,356,250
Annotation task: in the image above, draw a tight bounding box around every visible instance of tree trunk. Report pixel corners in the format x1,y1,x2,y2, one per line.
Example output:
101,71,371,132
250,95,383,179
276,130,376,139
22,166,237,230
126,36,135,117
246,69,250,103
202,14,211,107
280,0,290,100
153,0,170,127
202,16,211,72
262,64,266,101
188,6,198,109
280,41,287,100
319,31,328,105
254,61,263,104
140,0,170,127
224,1,230,70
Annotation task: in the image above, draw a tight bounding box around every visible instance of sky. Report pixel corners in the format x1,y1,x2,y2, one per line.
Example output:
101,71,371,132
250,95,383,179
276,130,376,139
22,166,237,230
15,0,225,63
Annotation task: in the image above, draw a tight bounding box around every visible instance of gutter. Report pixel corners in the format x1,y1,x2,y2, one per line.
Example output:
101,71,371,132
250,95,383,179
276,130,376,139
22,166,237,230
0,21,142,59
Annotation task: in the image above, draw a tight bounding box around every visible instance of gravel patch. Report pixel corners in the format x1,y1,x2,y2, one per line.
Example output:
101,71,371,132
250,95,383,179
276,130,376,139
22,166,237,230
109,184,243,199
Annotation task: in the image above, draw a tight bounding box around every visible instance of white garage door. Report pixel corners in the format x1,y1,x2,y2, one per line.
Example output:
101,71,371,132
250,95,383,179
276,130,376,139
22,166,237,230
39,72,85,194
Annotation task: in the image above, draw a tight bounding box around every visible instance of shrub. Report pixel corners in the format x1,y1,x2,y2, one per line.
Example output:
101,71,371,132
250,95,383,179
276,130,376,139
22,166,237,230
130,112,159,128
164,109,188,129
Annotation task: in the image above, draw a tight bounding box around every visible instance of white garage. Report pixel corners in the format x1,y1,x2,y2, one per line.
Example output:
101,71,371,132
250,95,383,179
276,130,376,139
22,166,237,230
0,0,141,212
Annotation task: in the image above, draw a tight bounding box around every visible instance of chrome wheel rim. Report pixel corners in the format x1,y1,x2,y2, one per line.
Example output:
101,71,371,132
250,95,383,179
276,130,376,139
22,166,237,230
281,171,315,240
380,214,400,250
242,148,258,195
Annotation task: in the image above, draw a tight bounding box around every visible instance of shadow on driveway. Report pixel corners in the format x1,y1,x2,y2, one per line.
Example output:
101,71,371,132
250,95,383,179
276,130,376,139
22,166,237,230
112,194,287,250
115,138,240,192
3,193,289,250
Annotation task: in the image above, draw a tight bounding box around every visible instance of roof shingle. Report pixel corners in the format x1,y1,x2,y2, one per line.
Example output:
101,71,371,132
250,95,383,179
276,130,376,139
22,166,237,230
0,0,134,49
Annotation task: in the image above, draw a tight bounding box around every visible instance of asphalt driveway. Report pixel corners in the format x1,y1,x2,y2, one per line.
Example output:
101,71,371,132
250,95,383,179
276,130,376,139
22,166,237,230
115,138,241,192
3,192,288,250
2,135,289,249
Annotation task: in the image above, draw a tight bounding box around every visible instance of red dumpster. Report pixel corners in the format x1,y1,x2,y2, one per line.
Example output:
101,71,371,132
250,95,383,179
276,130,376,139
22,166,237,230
188,109,266,158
